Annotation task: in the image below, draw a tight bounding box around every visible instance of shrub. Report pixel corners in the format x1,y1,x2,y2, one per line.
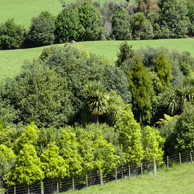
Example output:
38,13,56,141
0,19,26,50
27,11,56,47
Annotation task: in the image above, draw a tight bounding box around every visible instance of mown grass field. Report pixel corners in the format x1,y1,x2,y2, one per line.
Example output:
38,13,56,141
0,0,127,29
62,162,194,194
0,38,194,80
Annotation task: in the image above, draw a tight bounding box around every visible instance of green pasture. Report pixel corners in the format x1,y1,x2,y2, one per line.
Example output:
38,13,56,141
1,38,194,80
0,0,63,28
0,0,128,29
62,163,194,194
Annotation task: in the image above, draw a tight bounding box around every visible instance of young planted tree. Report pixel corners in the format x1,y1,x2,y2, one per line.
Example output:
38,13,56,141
4,144,44,187
142,126,164,163
40,143,69,180
0,145,16,185
115,105,144,165
57,127,83,177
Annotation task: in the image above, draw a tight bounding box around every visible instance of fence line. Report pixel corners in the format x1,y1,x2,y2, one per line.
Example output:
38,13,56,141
1,151,194,194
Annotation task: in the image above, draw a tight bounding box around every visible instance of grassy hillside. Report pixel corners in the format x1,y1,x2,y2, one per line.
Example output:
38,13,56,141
0,0,127,28
1,38,194,80
63,163,194,194
0,0,64,28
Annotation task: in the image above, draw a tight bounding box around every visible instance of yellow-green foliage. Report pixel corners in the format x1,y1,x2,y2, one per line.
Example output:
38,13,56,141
57,127,83,177
76,127,120,173
142,126,164,163
155,50,173,90
0,145,16,179
4,144,44,186
115,105,144,165
40,143,68,180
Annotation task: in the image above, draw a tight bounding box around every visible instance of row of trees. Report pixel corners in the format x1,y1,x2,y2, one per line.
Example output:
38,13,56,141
1,114,163,187
1,0,194,49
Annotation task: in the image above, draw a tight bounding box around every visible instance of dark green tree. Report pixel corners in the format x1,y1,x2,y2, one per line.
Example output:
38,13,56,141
128,54,154,123
155,50,173,90
0,19,26,50
27,11,56,47
111,7,132,40
115,40,134,68
173,105,194,153
102,64,132,104
78,1,104,40
0,61,74,128
160,0,190,38
55,7,84,42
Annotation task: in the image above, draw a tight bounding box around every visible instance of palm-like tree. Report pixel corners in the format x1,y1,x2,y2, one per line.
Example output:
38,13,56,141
85,82,109,124
133,12,146,40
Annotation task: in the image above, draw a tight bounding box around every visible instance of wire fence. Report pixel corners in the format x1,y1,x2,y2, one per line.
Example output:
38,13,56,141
1,151,193,194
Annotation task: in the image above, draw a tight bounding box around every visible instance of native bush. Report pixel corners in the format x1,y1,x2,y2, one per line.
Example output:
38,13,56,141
78,1,104,40
55,7,84,42
0,19,26,50
111,7,132,40
27,11,55,47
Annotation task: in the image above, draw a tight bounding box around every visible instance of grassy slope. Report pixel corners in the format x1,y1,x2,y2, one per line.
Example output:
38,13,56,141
63,163,194,194
0,0,63,28
1,38,194,80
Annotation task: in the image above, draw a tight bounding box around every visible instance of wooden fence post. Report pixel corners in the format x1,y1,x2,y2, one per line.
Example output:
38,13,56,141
14,186,16,194
86,174,88,188
154,159,157,175
167,156,169,168
190,152,193,163
72,177,75,191
57,181,59,194
141,163,143,178
100,171,103,186
28,186,30,194
115,168,117,181
129,165,131,179
41,181,44,194
179,153,182,164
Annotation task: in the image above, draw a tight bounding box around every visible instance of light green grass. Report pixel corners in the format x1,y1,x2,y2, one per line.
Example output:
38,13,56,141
0,0,63,28
1,39,194,80
0,0,126,28
62,163,194,194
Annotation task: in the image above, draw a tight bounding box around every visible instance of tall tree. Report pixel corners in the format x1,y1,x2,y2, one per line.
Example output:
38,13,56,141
78,1,104,40
128,54,154,123
155,50,173,90
55,7,84,42
111,7,132,40
160,0,190,38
